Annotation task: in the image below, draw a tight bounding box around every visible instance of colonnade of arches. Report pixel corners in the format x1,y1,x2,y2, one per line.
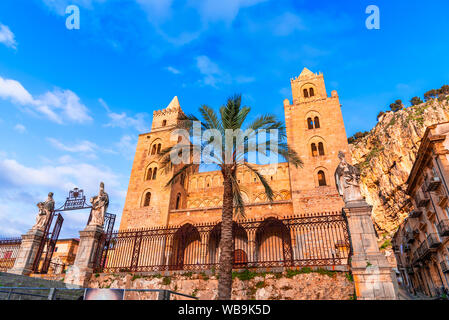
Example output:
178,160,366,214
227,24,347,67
167,218,292,269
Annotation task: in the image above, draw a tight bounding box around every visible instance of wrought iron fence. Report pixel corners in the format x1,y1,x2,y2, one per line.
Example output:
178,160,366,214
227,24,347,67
96,212,350,273
0,237,22,272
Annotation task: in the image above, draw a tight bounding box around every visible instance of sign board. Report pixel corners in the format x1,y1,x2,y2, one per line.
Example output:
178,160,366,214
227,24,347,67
84,288,125,300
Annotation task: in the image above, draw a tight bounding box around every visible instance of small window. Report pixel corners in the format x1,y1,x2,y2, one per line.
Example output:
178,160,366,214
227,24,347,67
176,193,181,210
162,120,167,127
318,142,325,156
157,143,162,154
143,192,151,207
309,88,315,97
318,171,327,186
55,247,58,252
303,89,309,98
307,118,314,130
311,143,318,157
314,116,320,129
151,145,157,155
152,167,157,180
147,168,153,180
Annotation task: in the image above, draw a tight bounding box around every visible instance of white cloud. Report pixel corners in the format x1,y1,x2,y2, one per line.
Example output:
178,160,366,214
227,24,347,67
0,77,34,105
0,23,17,49
115,135,137,160
0,76,92,124
13,124,26,134
99,98,148,132
0,154,126,236
272,12,305,36
166,66,181,74
195,55,254,87
47,137,99,153
190,0,268,24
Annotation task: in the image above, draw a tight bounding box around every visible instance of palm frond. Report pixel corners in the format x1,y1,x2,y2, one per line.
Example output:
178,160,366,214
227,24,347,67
242,163,274,203
229,174,246,219
164,163,195,188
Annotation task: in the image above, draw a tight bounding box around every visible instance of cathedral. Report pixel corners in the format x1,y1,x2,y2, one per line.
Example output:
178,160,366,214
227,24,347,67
119,68,350,231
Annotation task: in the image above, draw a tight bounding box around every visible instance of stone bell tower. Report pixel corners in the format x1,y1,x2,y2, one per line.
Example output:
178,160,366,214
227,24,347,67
284,68,350,215
119,96,189,230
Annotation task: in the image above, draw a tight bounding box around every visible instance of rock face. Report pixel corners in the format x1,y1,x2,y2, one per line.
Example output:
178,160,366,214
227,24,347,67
88,271,355,300
350,97,449,236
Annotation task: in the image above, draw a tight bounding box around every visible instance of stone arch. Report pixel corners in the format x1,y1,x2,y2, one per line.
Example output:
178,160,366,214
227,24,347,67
149,138,162,155
255,217,293,265
279,190,291,200
304,110,322,130
145,162,159,181
208,222,248,267
307,135,327,157
301,83,316,99
140,188,154,207
169,224,201,270
313,166,330,187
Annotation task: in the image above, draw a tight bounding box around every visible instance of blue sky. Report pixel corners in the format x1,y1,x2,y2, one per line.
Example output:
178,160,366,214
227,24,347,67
0,0,449,237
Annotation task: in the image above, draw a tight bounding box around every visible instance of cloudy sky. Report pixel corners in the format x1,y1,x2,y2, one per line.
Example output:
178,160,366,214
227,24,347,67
0,0,449,237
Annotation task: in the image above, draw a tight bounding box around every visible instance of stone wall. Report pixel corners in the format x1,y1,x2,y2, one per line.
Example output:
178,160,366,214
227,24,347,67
88,269,355,300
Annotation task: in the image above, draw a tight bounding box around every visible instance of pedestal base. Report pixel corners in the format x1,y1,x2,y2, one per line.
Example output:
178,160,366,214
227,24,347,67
9,229,45,276
64,225,103,288
344,204,398,300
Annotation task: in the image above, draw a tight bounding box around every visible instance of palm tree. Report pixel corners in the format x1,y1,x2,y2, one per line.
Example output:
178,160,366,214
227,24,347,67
159,95,302,300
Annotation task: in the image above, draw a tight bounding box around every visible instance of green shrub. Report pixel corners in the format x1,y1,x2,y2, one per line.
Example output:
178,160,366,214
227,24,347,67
162,276,171,285
255,281,265,289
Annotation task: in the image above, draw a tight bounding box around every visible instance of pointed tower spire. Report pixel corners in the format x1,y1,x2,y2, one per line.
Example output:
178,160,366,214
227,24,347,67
167,96,181,110
299,67,315,78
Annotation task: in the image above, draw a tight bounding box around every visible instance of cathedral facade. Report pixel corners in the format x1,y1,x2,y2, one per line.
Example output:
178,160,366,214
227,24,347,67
119,68,350,231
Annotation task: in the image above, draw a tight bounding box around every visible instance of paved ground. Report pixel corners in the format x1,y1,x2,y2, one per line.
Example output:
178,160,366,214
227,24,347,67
398,286,434,300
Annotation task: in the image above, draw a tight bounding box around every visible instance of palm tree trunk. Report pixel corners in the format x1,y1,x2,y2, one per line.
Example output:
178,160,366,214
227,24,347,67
218,170,234,300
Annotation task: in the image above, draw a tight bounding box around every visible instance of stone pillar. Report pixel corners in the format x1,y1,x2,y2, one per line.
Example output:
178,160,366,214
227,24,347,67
64,225,104,287
9,229,45,275
344,201,398,300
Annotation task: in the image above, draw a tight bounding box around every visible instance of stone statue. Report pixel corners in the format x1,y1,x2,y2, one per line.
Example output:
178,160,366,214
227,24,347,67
88,182,109,227
32,192,55,231
335,151,364,204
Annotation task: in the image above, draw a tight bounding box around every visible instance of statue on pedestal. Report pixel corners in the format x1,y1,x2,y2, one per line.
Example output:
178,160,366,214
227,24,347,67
32,192,55,231
335,151,364,203
88,182,109,228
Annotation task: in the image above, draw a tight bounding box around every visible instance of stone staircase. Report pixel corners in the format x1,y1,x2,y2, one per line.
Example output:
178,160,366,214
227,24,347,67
0,272,83,300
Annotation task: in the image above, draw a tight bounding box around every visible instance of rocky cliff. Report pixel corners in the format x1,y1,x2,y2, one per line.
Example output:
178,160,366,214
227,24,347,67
350,97,449,236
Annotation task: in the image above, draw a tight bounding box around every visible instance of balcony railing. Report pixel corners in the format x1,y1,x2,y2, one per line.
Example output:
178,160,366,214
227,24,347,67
409,209,423,219
418,240,430,260
416,193,430,208
439,194,448,207
427,233,442,249
441,260,449,273
426,176,442,192
405,230,416,243
437,219,449,237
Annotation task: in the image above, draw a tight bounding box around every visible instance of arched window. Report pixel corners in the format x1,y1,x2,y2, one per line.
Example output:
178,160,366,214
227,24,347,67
307,118,314,130
318,171,327,186
318,142,325,156
151,145,157,155
311,143,318,157
147,168,153,180
157,143,162,154
152,167,157,180
175,193,181,210
314,116,320,129
303,89,309,98
143,192,151,207
309,88,315,97
162,120,167,127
